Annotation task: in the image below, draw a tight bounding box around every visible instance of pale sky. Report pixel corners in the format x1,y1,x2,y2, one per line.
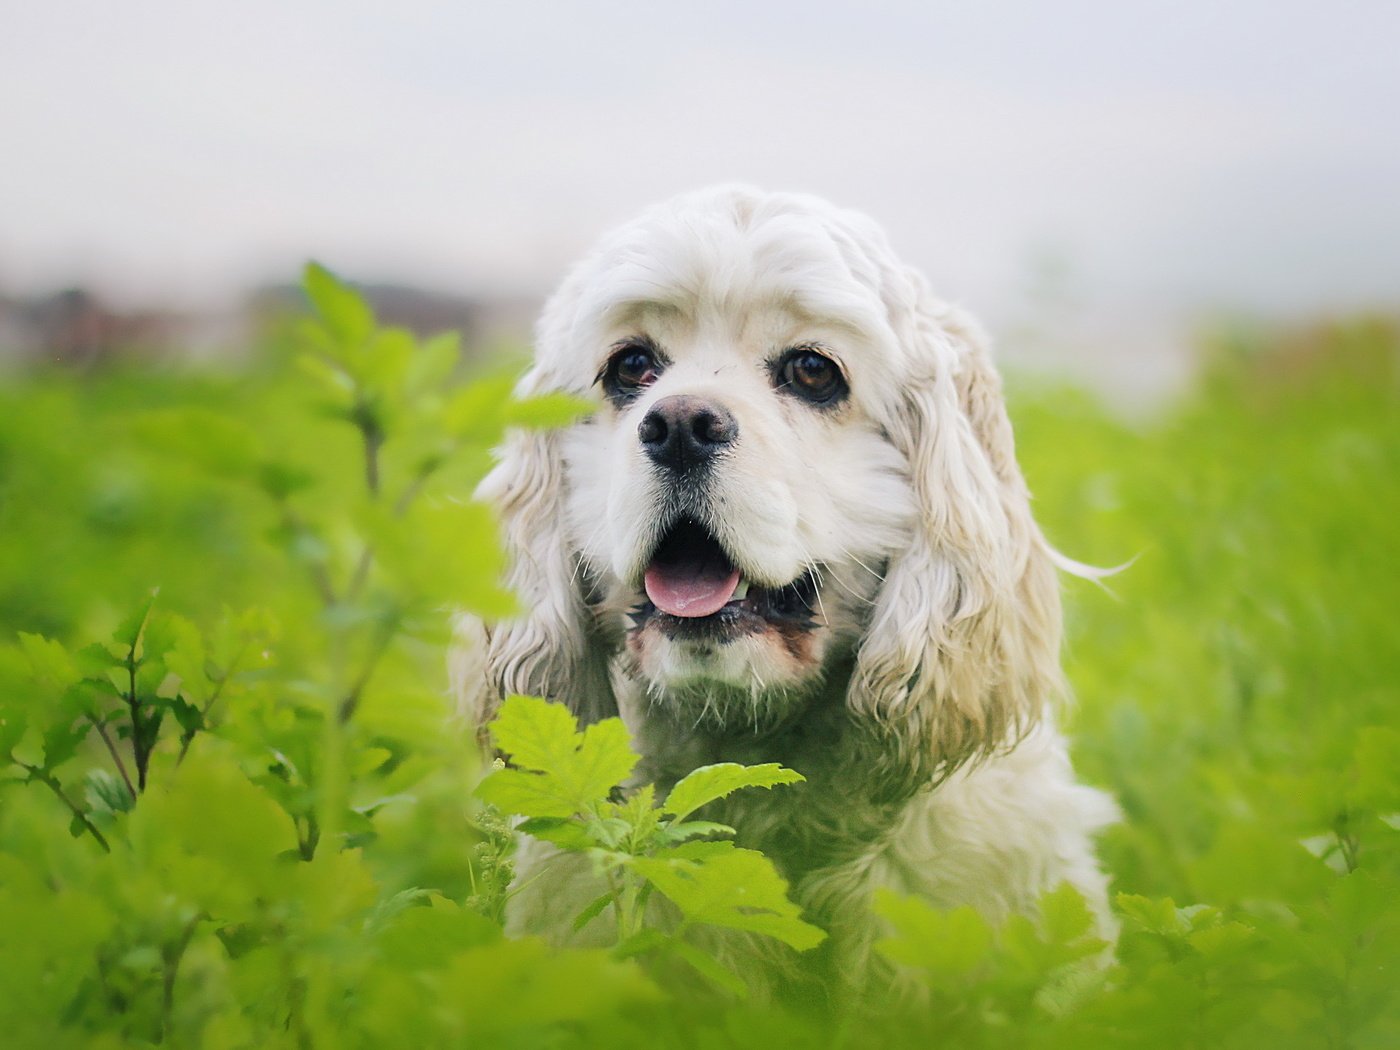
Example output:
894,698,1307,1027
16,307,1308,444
3,1,1397,348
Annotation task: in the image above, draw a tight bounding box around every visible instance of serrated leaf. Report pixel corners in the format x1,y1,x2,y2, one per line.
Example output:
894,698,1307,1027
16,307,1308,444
18,633,77,686
586,817,634,850
475,768,577,819
668,938,750,998
659,820,736,844
572,890,616,932
85,768,135,814
41,718,90,772
161,615,208,699
0,705,26,756
1115,893,1188,937
663,762,804,823
631,845,825,951
73,643,121,676
613,926,668,959
488,695,586,771
1039,882,1097,946
480,697,638,817
364,887,436,932
114,591,159,658
515,816,595,850
874,890,992,977
304,261,374,345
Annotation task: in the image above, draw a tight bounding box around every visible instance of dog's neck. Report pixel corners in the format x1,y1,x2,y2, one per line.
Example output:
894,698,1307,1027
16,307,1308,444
614,655,924,878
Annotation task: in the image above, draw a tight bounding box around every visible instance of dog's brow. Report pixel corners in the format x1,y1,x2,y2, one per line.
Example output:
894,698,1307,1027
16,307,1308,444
601,297,685,332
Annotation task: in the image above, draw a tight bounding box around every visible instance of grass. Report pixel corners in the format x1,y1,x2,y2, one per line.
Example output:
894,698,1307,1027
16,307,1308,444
0,308,1395,1046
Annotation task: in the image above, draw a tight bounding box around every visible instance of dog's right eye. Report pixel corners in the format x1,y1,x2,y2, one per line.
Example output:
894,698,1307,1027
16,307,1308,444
602,342,661,401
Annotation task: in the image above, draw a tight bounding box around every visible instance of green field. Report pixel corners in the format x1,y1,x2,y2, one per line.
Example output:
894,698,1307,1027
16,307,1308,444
1,282,1396,1047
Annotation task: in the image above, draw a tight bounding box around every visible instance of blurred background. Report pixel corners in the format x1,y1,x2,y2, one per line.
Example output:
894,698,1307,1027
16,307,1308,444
3,0,1398,403
1,8,1398,1041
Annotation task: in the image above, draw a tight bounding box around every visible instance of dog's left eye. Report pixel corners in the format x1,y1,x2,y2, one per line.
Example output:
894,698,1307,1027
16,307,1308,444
776,348,847,405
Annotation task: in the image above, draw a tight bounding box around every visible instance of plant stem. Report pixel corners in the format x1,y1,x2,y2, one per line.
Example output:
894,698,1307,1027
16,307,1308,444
91,717,138,800
336,613,397,724
346,544,374,603
359,416,383,498
276,502,337,607
124,652,150,793
159,914,202,1042
297,814,320,861
20,762,110,852
175,639,249,767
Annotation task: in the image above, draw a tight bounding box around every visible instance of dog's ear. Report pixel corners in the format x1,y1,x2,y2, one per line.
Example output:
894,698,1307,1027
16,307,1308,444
452,283,618,730
848,289,1061,793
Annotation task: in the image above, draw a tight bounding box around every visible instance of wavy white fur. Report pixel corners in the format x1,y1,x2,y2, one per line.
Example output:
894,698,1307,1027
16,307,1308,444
452,186,1117,994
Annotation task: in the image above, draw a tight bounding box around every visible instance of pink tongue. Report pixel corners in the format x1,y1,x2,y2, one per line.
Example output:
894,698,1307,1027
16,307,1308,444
645,561,741,618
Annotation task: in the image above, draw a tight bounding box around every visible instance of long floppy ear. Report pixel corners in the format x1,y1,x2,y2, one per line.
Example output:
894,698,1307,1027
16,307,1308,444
452,284,618,730
848,288,1061,794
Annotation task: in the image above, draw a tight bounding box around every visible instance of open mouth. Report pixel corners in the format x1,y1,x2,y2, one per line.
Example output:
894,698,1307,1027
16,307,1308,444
633,518,818,636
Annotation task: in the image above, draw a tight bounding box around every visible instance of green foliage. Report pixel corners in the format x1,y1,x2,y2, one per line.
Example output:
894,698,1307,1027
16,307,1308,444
0,291,1396,1046
476,695,820,989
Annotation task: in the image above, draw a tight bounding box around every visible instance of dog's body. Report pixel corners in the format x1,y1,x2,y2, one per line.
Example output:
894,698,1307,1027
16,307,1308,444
454,186,1116,990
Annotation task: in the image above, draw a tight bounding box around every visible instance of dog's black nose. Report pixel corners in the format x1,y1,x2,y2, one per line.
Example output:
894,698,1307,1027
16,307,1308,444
638,395,738,471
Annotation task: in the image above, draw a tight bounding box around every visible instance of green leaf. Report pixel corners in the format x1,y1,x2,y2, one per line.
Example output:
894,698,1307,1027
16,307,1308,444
73,642,121,677
631,844,826,951
874,890,992,978
85,768,135,814
18,632,77,686
475,768,578,819
572,890,616,932
41,717,89,772
130,409,262,478
443,375,517,441
515,816,595,850
0,704,26,757
663,762,804,823
406,330,461,396
1350,726,1400,810
1038,882,1098,947
115,590,159,659
477,697,638,818
488,695,586,771
161,614,208,699
658,820,736,844
304,261,374,345
504,392,597,429
668,938,750,998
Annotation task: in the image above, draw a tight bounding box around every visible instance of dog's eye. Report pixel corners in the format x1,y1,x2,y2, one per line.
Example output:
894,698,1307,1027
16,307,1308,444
603,342,661,400
776,348,847,405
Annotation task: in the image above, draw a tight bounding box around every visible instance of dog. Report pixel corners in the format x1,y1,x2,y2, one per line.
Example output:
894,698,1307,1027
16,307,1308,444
453,185,1117,993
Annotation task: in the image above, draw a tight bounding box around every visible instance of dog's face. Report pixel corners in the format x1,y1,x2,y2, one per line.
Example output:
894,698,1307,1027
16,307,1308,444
480,187,1062,773
561,280,915,726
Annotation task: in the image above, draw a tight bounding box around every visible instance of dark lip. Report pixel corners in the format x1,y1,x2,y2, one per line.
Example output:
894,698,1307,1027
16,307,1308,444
628,569,820,641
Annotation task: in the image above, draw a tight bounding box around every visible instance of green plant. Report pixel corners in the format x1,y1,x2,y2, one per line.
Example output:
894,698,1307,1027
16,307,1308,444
0,291,1395,1046
476,694,822,993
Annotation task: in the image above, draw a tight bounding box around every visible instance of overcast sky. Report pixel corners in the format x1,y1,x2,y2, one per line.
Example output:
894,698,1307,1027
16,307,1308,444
3,1,1397,345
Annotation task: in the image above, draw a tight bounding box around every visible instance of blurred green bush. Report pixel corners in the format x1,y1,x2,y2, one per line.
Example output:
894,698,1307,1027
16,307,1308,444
0,277,1395,1046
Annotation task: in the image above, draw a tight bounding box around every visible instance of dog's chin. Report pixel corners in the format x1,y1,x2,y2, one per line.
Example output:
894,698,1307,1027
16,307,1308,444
619,517,830,729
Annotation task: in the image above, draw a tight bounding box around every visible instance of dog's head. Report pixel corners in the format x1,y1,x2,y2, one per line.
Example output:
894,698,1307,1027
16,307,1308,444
476,187,1062,782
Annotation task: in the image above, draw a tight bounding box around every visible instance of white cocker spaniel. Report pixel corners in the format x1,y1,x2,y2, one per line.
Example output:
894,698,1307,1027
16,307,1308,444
454,186,1116,991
